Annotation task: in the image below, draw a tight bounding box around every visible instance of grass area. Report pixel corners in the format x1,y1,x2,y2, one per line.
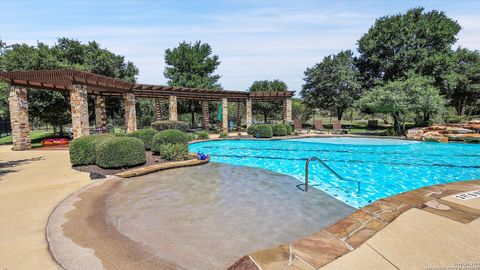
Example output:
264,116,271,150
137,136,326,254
0,131,57,148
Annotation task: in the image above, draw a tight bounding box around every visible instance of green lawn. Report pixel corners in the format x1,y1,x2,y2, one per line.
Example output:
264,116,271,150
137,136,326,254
0,131,56,148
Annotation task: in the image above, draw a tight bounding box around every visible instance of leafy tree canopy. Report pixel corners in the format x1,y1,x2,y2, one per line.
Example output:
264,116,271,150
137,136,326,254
163,41,222,126
301,50,361,120
248,80,287,122
164,41,221,89
442,48,480,115
357,7,461,89
0,38,139,133
357,75,445,133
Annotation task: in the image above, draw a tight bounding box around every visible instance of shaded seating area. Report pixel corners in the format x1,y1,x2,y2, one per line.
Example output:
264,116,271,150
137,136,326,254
332,120,348,134
314,120,326,133
0,69,295,150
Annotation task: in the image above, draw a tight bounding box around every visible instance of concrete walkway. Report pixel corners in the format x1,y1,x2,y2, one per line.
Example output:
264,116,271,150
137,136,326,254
0,145,91,270
322,191,480,270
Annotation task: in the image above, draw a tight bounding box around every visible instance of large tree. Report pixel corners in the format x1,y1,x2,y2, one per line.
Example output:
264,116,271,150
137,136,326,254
301,50,361,120
443,48,480,115
357,75,445,133
356,7,461,90
248,80,287,123
0,38,139,133
164,41,221,126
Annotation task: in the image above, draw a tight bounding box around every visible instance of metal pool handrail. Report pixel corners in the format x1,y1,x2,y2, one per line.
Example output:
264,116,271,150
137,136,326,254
304,157,361,193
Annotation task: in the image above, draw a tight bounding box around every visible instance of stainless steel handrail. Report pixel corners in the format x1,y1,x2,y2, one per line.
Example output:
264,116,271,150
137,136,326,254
304,157,361,192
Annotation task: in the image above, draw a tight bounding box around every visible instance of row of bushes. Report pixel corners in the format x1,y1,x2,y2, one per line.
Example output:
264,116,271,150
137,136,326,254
70,128,208,168
69,134,146,168
247,124,293,138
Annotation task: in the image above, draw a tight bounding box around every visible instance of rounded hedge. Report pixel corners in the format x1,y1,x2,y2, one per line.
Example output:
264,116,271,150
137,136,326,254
247,125,258,135
195,131,209,140
95,137,146,169
152,120,189,132
272,124,288,136
252,124,273,138
151,129,189,154
69,134,114,166
129,129,158,150
286,124,293,135
156,143,188,161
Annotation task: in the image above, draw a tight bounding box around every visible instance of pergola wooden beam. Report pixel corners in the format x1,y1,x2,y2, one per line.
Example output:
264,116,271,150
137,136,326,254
0,69,295,101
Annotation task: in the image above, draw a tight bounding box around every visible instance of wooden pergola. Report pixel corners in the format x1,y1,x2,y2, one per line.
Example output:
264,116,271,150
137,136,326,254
0,70,294,150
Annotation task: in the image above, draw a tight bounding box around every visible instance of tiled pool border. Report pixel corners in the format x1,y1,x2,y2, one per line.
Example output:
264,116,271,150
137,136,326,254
228,179,480,270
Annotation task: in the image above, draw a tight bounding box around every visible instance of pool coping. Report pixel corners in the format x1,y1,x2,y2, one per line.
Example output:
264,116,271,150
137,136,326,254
227,179,480,269
114,156,210,178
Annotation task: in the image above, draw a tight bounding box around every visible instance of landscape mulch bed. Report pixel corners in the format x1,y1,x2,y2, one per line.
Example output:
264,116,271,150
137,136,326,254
72,151,193,176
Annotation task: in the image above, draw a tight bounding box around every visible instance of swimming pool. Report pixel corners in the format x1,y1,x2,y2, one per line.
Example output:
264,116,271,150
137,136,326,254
189,137,480,208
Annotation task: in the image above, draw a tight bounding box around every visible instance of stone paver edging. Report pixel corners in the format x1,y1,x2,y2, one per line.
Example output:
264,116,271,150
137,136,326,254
115,156,210,178
228,180,480,270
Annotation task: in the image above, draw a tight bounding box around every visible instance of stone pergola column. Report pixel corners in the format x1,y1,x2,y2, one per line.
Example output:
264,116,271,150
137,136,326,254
70,84,90,138
222,98,228,133
124,92,137,133
8,85,31,150
236,102,242,131
94,95,106,128
169,95,177,121
202,101,209,131
246,98,252,128
154,98,164,121
283,98,292,123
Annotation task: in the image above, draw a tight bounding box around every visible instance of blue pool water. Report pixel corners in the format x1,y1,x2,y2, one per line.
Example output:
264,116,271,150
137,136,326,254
189,137,480,208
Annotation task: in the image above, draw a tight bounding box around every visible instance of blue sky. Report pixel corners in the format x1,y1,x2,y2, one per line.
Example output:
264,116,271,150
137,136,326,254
1,0,479,92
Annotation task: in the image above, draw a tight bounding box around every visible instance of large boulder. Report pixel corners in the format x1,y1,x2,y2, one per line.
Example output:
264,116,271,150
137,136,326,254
445,127,475,134
421,131,448,143
406,128,424,139
446,133,480,143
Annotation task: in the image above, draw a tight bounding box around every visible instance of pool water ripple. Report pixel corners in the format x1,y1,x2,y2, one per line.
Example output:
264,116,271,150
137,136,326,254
189,137,480,208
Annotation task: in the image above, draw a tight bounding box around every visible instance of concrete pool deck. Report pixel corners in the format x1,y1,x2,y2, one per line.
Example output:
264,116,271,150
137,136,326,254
0,145,91,269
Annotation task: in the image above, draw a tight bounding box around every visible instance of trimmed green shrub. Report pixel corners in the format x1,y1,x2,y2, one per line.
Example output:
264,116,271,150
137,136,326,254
272,124,288,136
151,129,189,154
113,132,129,137
156,143,188,160
95,137,146,168
195,131,209,140
128,129,158,150
252,124,273,138
286,124,293,135
186,133,196,142
219,132,228,138
247,125,258,135
152,120,189,132
69,134,113,166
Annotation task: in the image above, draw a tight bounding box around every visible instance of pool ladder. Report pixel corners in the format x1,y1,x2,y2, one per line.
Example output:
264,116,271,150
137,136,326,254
301,157,361,193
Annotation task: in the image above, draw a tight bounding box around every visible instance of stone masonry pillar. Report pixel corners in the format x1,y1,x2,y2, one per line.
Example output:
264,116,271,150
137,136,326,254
8,85,31,150
169,95,177,121
202,101,209,131
155,98,164,121
236,102,242,131
70,84,90,138
94,95,106,128
283,98,292,123
124,92,137,133
246,98,252,129
222,98,228,133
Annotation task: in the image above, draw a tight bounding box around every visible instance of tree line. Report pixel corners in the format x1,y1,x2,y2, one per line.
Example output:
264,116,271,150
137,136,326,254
301,8,480,133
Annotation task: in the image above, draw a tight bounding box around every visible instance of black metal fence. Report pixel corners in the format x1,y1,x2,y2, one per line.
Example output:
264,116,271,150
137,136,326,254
0,119,12,138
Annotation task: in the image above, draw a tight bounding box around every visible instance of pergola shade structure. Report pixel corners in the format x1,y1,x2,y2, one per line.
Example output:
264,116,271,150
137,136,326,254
0,69,294,150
